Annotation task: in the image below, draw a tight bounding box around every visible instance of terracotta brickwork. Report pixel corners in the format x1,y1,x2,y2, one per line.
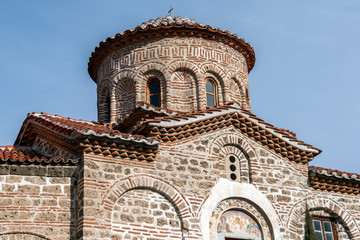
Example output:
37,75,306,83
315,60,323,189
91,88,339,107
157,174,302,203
70,127,360,239
1,112,358,239
97,37,250,123
1,16,360,240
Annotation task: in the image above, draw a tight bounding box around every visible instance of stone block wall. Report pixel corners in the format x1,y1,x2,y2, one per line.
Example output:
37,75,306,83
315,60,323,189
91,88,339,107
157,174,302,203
0,165,76,240
2,128,359,239
112,189,182,239
78,127,360,239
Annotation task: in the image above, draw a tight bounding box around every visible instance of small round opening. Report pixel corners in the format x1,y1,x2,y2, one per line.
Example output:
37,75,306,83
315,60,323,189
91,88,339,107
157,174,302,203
230,164,236,171
230,173,237,180
229,156,236,163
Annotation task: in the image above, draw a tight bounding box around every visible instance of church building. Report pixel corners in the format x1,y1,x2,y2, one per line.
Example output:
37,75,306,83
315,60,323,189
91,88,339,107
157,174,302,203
0,16,360,240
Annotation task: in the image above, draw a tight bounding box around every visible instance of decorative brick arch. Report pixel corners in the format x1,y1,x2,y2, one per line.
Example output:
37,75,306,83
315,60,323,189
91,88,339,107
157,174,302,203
168,60,201,79
203,71,226,107
97,77,112,95
209,198,273,240
169,68,200,112
209,132,258,163
102,175,194,219
225,69,246,82
135,63,168,107
136,61,169,80
224,70,245,94
114,74,136,119
287,197,360,239
225,69,250,108
200,179,282,240
97,78,112,122
219,144,251,183
141,70,167,108
0,231,50,240
228,77,246,107
113,69,136,85
199,62,227,80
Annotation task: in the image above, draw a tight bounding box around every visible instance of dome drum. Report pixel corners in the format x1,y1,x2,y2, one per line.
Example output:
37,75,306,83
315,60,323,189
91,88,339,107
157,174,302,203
92,16,254,123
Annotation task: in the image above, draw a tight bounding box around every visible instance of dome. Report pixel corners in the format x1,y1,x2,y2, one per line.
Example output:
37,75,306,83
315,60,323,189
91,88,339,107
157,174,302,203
88,16,255,82
92,16,254,123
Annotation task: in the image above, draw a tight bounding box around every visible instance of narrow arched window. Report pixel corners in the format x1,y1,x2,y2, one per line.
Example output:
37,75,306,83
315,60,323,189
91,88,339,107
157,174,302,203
206,78,217,107
147,78,161,107
225,154,241,182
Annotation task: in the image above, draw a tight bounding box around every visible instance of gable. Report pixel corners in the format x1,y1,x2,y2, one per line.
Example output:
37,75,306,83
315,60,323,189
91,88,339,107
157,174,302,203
132,103,321,164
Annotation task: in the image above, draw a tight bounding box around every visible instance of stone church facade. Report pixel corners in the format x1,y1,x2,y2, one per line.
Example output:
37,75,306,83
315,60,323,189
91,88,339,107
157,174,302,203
0,16,359,240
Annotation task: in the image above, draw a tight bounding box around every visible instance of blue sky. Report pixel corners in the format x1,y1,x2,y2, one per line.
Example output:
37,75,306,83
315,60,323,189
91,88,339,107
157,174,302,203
0,0,359,173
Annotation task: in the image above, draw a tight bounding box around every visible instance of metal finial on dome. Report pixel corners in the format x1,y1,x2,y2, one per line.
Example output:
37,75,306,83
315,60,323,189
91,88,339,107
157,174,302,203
168,6,173,17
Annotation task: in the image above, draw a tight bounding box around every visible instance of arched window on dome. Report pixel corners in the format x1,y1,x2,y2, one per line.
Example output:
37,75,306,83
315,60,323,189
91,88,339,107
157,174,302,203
147,78,161,107
206,78,217,107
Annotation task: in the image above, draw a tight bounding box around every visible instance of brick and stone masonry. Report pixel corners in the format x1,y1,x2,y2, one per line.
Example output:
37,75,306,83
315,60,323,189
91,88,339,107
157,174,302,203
0,16,360,240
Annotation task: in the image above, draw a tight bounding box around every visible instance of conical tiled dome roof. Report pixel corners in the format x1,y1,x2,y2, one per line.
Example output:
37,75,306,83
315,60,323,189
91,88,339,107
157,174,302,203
88,16,255,81
124,16,238,38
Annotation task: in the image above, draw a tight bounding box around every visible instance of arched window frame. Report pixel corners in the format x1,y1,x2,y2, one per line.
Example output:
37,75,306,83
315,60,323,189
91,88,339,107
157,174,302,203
205,78,218,108
146,78,161,107
312,217,338,240
225,154,241,182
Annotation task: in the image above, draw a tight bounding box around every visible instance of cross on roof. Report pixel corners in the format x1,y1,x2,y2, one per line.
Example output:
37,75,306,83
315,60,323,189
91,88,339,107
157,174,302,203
168,6,173,17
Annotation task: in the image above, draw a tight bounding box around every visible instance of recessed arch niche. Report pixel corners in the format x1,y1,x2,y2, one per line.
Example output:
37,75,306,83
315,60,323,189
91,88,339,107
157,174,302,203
210,198,272,240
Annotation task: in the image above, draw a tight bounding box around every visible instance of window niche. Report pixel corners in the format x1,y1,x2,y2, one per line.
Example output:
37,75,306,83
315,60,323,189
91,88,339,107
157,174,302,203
105,95,111,122
225,154,241,182
312,217,338,240
206,78,217,107
98,93,111,123
146,78,161,107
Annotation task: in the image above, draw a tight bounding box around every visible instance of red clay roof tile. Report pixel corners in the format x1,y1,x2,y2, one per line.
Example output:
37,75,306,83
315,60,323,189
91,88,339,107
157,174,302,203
136,102,320,153
0,146,78,165
88,16,255,81
309,166,360,181
16,112,159,146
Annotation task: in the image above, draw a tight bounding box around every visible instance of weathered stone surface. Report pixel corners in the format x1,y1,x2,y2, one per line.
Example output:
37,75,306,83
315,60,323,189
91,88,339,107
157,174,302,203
1,21,360,240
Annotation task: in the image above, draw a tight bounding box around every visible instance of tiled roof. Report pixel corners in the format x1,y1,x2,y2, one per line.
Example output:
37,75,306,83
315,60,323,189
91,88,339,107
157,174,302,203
13,104,320,163
134,103,321,163
309,166,360,181
309,166,360,195
0,146,78,165
114,102,182,133
88,16,255,81
15,112,159,146
80,138,158,161
129,16,244,40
